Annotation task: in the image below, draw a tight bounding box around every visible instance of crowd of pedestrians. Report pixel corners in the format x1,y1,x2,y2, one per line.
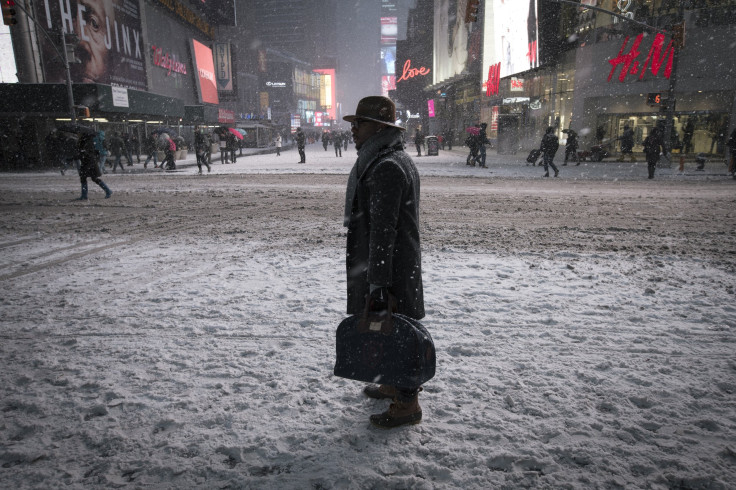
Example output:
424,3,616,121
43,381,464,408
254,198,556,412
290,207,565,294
27,95,736,204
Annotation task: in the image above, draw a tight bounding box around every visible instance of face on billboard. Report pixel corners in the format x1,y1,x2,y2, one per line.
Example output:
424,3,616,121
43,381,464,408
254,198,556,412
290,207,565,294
191,39,219,105
482,0,539,92
35,0,147,89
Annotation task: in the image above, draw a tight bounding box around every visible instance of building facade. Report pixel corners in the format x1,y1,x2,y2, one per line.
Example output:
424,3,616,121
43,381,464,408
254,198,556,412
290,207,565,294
394,0,736,158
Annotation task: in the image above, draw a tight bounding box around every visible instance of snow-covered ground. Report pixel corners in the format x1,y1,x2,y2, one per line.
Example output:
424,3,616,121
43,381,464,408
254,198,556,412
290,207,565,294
1,143,735,489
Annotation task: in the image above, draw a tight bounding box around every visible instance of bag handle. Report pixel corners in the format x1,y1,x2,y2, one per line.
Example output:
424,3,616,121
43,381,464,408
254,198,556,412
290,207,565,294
357,292,397,336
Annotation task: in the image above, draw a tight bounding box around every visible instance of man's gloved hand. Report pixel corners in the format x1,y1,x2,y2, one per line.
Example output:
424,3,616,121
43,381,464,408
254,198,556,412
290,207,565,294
368,286,391,313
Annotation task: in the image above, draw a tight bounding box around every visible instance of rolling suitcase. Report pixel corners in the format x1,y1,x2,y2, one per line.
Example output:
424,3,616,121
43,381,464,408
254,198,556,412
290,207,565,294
334,302,436,388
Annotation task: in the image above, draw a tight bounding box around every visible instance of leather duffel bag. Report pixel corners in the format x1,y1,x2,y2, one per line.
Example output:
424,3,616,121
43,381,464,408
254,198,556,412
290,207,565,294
334,303,436,388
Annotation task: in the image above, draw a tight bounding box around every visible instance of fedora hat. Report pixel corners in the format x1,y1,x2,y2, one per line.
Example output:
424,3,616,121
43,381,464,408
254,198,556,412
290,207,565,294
343,96,405,131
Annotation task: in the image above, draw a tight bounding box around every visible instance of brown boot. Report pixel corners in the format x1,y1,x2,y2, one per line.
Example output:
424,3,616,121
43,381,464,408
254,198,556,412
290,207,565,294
370,394,422,429
363,384,396,400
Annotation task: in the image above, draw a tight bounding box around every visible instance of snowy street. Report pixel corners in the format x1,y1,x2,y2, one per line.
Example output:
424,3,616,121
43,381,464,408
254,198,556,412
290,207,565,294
1,144,735,489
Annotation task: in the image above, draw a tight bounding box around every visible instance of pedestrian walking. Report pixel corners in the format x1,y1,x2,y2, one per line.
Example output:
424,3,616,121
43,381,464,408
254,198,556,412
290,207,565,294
93,130,108,174
296,127,306,163
195,128,211,174
219,132,229,164
563,129,580,166
275,133,282,156
144,133,158,168
123,133,134,166
131,132,141,163
465,130,479,166
108,132,126,173
540,127,560,178
322,131,330,151
228,132,238,163
162,134,177,170
618,125,636,162
643,124,665,179
76,129,112,200
414,129,422,156
342,95,425,429
477,123,489,168
333,131,342,157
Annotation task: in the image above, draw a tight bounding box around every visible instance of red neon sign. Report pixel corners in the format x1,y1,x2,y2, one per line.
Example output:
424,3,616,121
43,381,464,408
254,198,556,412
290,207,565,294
396,59,430,83
485,62,501,96
152,45,187,76
607,32,674,82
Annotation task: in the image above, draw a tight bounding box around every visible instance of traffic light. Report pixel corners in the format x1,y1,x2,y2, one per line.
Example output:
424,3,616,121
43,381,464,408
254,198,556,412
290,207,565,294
465,0,480,23
671,21,685,49
2,0,17,26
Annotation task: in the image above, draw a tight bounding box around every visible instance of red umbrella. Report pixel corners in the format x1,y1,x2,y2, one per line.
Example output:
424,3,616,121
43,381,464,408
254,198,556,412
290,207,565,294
465,126,480,136
227,127,244,140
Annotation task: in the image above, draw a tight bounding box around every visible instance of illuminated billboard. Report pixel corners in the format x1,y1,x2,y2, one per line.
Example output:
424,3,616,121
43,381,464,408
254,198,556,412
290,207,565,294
481,0,539,94
433,0,483,85
190,39,219,105
381,17,398,45
34,0,147,90
381,75,396,97
315,68,336,121
381,47,397,75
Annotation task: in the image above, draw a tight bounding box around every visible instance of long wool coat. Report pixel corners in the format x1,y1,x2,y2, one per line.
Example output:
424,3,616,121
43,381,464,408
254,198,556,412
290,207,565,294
344,128,424,320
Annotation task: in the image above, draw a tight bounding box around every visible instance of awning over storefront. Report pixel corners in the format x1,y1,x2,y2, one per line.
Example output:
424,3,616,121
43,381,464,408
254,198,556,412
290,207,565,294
0,83,185,120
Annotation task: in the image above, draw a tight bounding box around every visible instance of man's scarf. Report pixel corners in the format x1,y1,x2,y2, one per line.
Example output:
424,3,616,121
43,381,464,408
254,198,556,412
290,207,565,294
343,127,405,227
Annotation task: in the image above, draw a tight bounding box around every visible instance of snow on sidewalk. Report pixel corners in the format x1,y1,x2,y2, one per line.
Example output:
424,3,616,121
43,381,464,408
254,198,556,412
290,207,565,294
1,237,734,488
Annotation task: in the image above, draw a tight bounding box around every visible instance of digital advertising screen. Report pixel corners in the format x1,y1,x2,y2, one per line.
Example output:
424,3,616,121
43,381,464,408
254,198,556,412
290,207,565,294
381,47,397,75
381,75,396,97
481,0,539,94
315,68,336,121
190,39,219,105
381,17,398,45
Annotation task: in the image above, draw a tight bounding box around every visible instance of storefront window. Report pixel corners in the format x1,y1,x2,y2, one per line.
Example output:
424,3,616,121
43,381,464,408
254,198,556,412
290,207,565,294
597,112,730,155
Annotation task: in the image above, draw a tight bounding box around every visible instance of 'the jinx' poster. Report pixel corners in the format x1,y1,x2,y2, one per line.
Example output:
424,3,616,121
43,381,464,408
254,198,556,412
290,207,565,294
36,0,147,90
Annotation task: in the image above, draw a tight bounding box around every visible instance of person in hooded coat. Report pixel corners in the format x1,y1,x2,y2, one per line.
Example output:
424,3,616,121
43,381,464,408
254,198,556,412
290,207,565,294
643,124,666,179
343,95,425,429
76,129,112,200
540,126,560,177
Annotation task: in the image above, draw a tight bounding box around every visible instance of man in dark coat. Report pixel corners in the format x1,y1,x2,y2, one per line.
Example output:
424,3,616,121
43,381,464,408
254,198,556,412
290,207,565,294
108,132,125,173
478,123,489,168
413,129,422,156
76,129,112,200
618,125,636,162
343,95,425,429
194,128,211,174
563,129,580,166
296,127,306,163
333,131,342,157
643,124,666,179
540,126,560,177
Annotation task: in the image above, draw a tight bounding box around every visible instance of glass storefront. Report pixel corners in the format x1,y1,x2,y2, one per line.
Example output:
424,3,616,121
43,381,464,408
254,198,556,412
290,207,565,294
596,112,730,155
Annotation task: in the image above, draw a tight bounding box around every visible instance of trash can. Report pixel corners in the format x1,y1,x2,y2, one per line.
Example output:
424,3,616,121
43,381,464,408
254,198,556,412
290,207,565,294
695,152,707,171
426,136,439,156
